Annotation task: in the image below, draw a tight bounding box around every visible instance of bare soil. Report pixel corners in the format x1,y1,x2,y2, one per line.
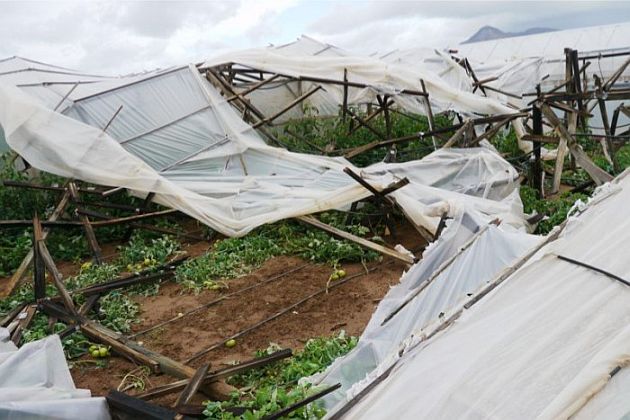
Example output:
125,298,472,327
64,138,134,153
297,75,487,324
19,222,424,402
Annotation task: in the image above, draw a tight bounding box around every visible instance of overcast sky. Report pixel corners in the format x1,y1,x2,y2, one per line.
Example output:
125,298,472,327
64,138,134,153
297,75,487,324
1,0,629,74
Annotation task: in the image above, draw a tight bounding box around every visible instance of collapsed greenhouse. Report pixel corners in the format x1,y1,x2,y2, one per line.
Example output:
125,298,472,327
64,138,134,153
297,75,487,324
0,20,630,419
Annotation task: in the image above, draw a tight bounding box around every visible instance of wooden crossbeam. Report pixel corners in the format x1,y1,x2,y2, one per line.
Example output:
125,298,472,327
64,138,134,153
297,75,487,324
138,349,291,401
541,103,613,186
252,85,323,128
442,120,472,148
296,215,415,264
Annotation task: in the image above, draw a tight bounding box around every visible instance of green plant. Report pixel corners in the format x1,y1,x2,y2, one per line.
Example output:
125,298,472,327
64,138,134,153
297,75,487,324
274,111,448,167
0,231,182,358
520,185,588,234
176,218,379,292
205,332,357,419
118,234,182,268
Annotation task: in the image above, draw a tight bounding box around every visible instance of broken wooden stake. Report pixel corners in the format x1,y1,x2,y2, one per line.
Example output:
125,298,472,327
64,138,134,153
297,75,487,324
296,215,414,265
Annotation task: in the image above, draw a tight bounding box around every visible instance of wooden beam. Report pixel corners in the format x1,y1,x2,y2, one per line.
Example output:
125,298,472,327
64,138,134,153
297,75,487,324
420,79,436,147
2,189,71,298
32,215,46,300
541,103,613,186
347,105,385,136
442,120,472,148
550,107,574,194
345,107,386,140
106,390,183,420
38,244,78,317
227,74,281,102
68,182,103,264
173,363,210,408
252,85,322,128
521,134,560,144
469,117,513,146
595,75,620,172
10,304,37,345
137,349,292,400
296,215,415,264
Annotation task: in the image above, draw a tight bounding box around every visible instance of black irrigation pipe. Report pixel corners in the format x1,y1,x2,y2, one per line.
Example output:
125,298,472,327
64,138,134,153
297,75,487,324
183,255,407,364
127,263,311,339
557,255,630,287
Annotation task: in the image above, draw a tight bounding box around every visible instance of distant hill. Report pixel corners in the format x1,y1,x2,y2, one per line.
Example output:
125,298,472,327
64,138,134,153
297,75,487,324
462,25,556,44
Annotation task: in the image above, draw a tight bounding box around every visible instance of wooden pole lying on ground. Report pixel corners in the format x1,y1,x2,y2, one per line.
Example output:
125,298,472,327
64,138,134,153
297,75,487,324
296,215,415,265
138,349,292,401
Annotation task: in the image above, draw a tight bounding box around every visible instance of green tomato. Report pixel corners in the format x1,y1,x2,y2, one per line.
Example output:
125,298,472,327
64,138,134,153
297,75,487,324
225,339,236,348
337,269,346,278
89,345,98,353
99,347,109,358
91,349,100,358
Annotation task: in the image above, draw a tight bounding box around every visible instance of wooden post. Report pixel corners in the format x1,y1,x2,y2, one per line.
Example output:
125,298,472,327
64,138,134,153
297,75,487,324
532,99,543,195
123,192,155,241
68,182,103,264
32,214,46,300
594,75,620,172
2,189,71,297
541,103,613,186
342,68,348,121
420,79,437,149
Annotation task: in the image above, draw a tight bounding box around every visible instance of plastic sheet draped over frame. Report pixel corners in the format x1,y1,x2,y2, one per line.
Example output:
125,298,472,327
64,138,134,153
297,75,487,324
0,330,110,419
338,172,630,419
307,210,540,414
0,64,525,237
202,48,522,121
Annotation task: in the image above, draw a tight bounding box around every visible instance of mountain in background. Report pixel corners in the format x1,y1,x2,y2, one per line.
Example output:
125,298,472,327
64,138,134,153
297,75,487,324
462,25,556,44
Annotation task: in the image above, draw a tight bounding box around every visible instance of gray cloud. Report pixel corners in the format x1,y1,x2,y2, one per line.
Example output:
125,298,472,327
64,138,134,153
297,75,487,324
0,1,628,75
0,0,295,74
309,1,630,48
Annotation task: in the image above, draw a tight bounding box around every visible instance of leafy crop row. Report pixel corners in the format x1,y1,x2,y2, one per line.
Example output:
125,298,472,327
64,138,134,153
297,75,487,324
176,212,382,292
205,332,357,419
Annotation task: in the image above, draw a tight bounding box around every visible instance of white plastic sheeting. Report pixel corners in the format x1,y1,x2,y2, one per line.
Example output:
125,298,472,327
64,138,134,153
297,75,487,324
0,64,526,237
455,22,630,96
202,47,521,121
338,171,630,419
308,209,540,414
0,329,110,419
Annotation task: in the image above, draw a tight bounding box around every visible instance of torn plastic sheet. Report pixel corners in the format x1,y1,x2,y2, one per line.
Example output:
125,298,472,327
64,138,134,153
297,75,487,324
306,209,540,415
336,171,630,419
0,65,527,237
0,330,110,420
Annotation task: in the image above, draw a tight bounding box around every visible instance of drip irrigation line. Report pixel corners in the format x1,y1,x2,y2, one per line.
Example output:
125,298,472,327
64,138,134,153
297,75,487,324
557,255,630,287
180,248,421,365
127,263,311,339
